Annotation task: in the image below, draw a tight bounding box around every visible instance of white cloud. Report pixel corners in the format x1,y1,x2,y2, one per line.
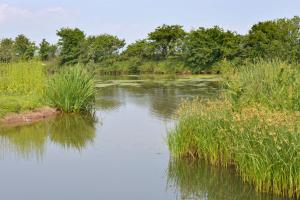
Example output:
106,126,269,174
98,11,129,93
0,4,31,23
0,3,76,42
0,4,71,24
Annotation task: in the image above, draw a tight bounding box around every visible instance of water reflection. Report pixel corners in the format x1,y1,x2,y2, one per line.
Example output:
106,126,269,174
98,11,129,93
167,159,284,200
0,114,96,160
95,75,219,119
49,114,96,150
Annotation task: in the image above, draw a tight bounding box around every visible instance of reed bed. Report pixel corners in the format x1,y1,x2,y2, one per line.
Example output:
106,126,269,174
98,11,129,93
168,60,300,198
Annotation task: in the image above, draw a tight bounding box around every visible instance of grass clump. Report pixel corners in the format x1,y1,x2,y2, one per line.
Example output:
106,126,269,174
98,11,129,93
44,66,95,113
168,60,300,198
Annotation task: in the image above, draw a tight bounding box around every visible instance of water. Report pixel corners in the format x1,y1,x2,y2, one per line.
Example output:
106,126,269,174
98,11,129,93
0,75,284,200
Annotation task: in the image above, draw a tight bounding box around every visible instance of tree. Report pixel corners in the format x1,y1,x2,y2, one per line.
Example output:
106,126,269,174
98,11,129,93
83,34,125,63
14,34,36,60
148,25,186,59
39,39,57,61
57,28,85,65
183,26,241,72
122,39,155,59
243,16,300,61
0,38,14,62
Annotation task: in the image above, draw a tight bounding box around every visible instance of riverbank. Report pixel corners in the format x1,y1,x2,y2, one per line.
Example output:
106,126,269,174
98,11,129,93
168,60,300,198
0,62,96,124
0,107,60,127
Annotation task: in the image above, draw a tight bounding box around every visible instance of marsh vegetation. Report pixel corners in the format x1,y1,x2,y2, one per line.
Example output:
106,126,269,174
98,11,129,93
168,60,300,198
0,15,299,200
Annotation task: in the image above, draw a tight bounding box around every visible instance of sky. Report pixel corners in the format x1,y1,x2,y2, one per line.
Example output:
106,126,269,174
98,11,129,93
0,0,300,44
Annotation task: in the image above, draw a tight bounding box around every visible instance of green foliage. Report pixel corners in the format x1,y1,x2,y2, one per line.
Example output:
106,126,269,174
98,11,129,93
81,34,125,64
57,28,85,65
14,35,36,61
183,26,241,72
0,38,15,63
39,39,57,61
45,66,95,113
148,24,186,59
243,16,300,61
122,39,155,59
168,60,300,198
1,16,300,74
93,57,189,75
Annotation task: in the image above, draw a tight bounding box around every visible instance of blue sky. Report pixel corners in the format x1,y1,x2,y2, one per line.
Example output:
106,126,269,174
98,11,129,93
1,0,300,44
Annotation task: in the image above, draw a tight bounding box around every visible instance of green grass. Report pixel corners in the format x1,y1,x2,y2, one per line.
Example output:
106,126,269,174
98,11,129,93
44,66,95,113
168,60,300,198
0,62,96,118
0,61,45,117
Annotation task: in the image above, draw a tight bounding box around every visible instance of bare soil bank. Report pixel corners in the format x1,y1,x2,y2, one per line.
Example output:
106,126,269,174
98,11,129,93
0,107,60,127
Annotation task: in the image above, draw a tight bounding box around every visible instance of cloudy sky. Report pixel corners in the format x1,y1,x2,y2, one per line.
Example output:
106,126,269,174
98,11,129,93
1,0,300,44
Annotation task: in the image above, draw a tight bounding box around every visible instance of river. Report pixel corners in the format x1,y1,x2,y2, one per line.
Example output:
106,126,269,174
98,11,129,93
0,75,284,200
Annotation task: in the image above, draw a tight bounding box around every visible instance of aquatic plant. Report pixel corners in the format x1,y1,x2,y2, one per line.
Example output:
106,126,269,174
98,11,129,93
45,66,95,113
168,60,300,198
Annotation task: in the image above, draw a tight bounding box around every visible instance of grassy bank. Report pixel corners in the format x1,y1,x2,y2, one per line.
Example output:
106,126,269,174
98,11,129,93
168,60,300,198
0,62,95,118
0,62,45,117
89,58,191,75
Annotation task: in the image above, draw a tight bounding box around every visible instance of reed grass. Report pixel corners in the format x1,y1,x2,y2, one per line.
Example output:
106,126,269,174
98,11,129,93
44,66,95,113
168,60,300,198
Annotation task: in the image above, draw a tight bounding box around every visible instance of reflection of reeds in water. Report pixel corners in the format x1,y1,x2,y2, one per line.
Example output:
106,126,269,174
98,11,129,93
0,123,48,160
0,114,97,160
167,159,283,200
49,114,96,150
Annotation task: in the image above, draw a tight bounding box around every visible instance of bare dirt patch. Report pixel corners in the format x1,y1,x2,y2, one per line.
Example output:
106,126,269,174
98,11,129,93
0,107,60,127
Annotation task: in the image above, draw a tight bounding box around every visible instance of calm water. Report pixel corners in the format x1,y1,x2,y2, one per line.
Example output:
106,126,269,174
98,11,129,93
0,75,285,200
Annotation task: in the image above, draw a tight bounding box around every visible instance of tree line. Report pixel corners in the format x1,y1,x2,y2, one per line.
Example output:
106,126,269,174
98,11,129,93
1,16,299,72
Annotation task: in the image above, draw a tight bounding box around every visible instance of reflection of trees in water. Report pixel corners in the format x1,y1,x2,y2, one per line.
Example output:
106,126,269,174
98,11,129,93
97,80,220,120
0,114,96,160
95,87,122,111
167,159,283,200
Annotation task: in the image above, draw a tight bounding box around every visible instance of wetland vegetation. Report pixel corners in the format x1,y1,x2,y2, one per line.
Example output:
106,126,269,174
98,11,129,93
0,15,300,200
168,60,300,198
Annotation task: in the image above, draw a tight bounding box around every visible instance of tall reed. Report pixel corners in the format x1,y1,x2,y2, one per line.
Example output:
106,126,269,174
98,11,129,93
168,60,300,198
44,66,95,113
